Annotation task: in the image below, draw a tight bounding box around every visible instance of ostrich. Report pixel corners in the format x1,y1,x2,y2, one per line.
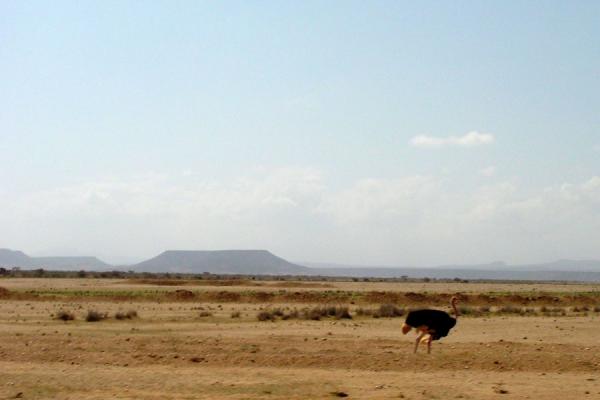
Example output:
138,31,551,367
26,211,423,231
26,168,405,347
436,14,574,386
402,297,459,353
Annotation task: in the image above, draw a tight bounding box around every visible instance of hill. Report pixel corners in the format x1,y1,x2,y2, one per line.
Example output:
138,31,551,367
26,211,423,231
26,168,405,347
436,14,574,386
303,260,600,281
0,249,32,266
133,250,309,275
0,248,111,270
4,246,600,281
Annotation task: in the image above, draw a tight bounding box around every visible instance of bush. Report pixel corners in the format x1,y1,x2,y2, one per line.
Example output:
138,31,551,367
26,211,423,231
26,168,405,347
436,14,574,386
305,308,323,320
198,311,213,317
334,306,352,319
458,306,475,315
498,305,521,314
86,310,107,322
540,306,563,315
355,307,372,316
282,309,299,320
115,310,138,320
257,305,352,321
301,306,352,320
257,310,275,321
55,310,75,321
520,307,536,316
230,311,241,318
373,304,404,318
272,308,284,317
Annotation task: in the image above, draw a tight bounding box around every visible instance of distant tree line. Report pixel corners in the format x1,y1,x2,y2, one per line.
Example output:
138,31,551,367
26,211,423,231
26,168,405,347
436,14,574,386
0,266,476,283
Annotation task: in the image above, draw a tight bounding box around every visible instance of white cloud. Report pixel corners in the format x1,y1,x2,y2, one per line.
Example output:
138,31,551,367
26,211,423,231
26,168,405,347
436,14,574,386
479,166,497,177
411,131,495,148
1,168,600,266
318,176,438,224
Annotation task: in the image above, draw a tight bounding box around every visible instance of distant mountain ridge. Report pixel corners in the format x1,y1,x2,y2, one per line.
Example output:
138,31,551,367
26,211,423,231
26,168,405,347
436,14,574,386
0,248,110,270
3,247,600,281
133,250,310,275
303,260,600,281
0,249,31,266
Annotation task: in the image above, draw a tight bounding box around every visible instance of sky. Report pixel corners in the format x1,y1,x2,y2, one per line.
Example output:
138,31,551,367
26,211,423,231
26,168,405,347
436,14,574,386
1,1,599,266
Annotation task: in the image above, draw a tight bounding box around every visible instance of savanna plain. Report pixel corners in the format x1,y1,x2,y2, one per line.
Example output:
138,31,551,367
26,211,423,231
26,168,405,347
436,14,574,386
1,277,599,399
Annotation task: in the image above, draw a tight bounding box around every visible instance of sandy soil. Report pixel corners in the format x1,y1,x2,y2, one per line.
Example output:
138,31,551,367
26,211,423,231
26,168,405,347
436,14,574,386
1,278,599,399
2,277,600,294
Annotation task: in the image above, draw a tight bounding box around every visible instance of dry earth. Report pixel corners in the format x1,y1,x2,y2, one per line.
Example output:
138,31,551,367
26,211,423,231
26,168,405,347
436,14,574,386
1,278,600,399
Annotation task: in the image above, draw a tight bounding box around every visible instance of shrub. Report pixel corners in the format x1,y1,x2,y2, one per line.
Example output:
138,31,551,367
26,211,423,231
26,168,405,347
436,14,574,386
86,310,107,322
115,310,138,320
272,308,284,317
334,306,352,319
230,311,241,318
520,307,536,315
304,308,323,320
257,305,352,321
498,305,521,314
282,309,299,320
257,311,274,321
198,311,213,317
55,310,75,321
300,306,353,320
540,306,563,315
458,306,475,315
0,286,10,297
373,304,404,318
355,307,375,316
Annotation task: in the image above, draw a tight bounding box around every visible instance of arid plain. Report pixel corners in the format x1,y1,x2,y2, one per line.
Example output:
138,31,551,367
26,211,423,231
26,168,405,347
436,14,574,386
1,278,599,399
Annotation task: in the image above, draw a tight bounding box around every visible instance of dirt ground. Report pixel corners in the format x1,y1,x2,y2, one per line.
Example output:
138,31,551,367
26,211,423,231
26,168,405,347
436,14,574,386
1,278,599,399
3,277,599,294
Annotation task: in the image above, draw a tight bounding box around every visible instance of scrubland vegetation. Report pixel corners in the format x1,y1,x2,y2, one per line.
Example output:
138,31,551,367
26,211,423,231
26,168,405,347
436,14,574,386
1,277,600,399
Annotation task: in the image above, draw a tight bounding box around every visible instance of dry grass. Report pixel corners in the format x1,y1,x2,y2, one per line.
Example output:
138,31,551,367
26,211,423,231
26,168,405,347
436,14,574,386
2,277,600,399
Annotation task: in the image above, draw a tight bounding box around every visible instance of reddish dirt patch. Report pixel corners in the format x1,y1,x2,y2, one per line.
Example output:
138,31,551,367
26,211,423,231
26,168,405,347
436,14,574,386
170,289,196,300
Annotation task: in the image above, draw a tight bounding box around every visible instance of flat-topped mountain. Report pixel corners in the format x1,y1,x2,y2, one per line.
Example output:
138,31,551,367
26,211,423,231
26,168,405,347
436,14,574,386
0,249,31,266
0,248,111,270
133,250,309,275
3,247,600,281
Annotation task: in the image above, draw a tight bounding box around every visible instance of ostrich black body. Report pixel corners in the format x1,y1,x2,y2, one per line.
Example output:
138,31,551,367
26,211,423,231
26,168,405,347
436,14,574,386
405,309,457,340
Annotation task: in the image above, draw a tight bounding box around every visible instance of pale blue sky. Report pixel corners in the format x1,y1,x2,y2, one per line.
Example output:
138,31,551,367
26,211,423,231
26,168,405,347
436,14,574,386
1,1,599,265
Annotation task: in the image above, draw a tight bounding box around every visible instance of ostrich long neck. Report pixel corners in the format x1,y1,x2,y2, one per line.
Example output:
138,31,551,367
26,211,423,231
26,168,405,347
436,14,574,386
451,297,459,317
